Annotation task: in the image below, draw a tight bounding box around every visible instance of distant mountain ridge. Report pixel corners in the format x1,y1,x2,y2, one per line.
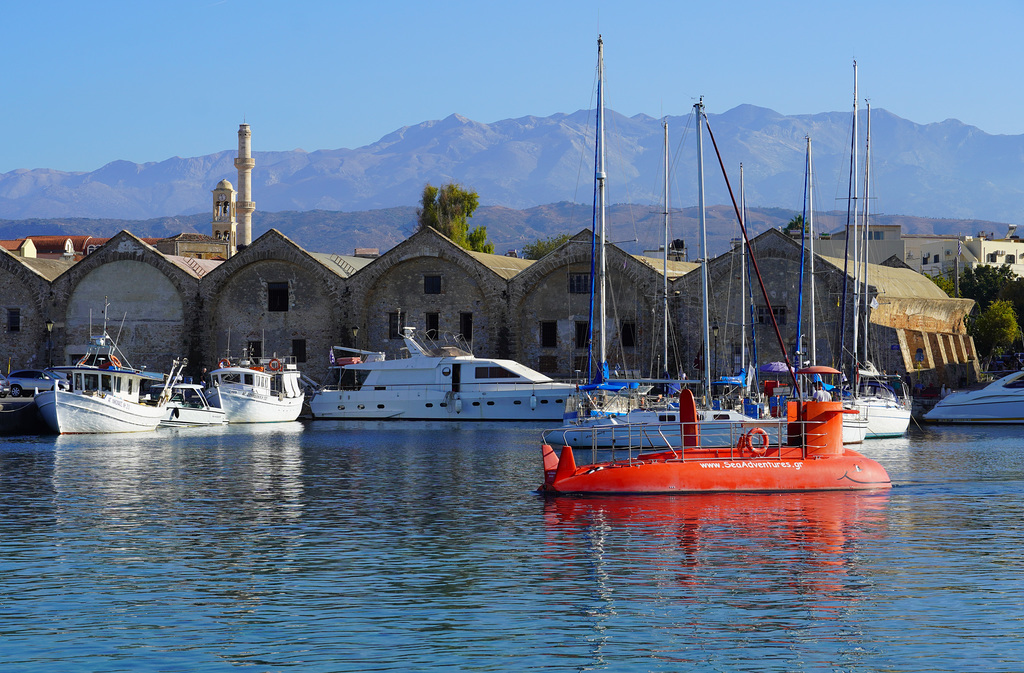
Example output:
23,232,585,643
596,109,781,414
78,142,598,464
3,105,1023,223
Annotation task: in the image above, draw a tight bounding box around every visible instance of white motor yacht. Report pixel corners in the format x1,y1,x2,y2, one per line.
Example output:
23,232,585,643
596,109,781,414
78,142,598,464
923,370,1024,423
308,327,574,421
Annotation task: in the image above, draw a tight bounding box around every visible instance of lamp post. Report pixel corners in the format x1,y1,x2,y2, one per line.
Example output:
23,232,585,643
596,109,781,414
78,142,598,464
45,319,54,367
351,326,359,349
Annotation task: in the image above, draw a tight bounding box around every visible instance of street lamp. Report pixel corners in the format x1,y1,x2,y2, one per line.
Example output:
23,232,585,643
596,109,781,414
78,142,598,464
45,319,54,367
351,326,359,348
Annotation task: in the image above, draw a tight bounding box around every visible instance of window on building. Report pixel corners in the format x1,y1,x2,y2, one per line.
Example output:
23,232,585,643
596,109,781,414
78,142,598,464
7,308,20,332
247,340,263,359
568,273,591,294
933,254,940,264
620,320,636,348
575,321,589,349
268,282,289,312
540,321,557,348
388,312,406,339
460,312,473,342
292,339,307,363
756,306,787,325
425,312,439,339
538,356,558,374
1008,255,1017,265
424,275,442,294
989,253,998,263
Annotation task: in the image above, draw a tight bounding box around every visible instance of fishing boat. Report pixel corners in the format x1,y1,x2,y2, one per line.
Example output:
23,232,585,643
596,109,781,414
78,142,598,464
539,383,891,495
308,327,574,421
154,382,227,427
206,353,304,423
923,370,1024,423
36,332,173,434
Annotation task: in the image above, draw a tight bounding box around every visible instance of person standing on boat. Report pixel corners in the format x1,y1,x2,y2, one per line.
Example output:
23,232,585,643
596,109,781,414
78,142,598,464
812,381,831,402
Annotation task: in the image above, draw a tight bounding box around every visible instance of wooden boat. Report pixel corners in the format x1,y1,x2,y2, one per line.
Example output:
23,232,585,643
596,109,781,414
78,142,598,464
539,388,891,494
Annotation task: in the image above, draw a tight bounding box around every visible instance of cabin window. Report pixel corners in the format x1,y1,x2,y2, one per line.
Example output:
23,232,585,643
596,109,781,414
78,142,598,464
575,321,589,349
114,377,122,393
538,356,558,374
388,312,406,339
460,312,473,342
620,320,636,348
475,366,518,379
540,321,557,348
128,378,133,395
243,374,254,385
268,282,289,311
424,275,442,294
292,339,307,363
425,313,439,339
568,273,590,294
74,373,83,390
6,308,20,332
84,373,98,390
221,373,241,384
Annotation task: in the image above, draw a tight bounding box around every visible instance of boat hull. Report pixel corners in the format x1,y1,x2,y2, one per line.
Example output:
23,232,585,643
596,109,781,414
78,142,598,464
308,387,570,421
206,387,303,423
35,390,165,434
859,401,912,438
159,405,227,427
541,444,892,494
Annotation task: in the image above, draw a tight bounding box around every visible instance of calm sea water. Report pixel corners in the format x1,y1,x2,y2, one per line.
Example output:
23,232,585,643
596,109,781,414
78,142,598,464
2,420,1024,672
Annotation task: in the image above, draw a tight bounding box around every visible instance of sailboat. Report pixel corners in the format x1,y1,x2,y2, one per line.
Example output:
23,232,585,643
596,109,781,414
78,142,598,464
849,101,912,438
546,47,759,449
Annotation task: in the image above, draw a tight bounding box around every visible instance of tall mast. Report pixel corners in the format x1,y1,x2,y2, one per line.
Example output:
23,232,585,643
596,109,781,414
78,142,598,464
862,101,872,369
807,137,817,366
696,98,712,403
596,35,607,374
739,163,748,392
850,62,861,375
662,118,670,377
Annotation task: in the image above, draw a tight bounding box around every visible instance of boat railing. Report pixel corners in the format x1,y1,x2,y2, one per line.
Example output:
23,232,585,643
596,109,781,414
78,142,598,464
317,381,572,395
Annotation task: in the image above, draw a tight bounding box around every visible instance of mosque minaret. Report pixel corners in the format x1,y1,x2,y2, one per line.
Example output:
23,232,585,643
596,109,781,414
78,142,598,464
234,123,255,248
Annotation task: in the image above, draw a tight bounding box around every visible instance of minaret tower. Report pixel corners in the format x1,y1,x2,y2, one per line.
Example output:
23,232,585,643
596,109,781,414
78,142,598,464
211,178,237,257
234,123,255,248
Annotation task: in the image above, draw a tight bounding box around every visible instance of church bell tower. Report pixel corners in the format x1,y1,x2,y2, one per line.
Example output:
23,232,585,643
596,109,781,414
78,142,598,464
211,178,237,257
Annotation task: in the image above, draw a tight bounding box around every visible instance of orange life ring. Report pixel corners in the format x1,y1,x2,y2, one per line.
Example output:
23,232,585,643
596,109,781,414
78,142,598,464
109,355,122,368
741,427,770,456
218,358,231,369
268,358,282,372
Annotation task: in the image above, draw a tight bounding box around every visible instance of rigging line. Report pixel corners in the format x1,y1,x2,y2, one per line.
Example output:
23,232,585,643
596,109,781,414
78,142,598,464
702,111,799,392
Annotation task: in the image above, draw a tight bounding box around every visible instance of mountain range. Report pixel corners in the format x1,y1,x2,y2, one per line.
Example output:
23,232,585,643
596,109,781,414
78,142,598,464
1,105,1022,257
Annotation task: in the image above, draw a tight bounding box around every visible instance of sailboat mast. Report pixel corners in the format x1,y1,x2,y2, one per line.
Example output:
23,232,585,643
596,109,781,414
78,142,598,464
807,137,817,367
740,163,748,392
662,118,670,377
862,101,872,369
696,98,712,402
850,63,861,375
596,35,608,373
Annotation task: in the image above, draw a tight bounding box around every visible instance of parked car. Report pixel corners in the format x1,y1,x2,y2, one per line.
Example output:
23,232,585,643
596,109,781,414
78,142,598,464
0,374,10,398
4,369,67,397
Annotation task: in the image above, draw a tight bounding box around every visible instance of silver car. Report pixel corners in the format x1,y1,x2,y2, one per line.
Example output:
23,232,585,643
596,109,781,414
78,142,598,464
4,369,66,397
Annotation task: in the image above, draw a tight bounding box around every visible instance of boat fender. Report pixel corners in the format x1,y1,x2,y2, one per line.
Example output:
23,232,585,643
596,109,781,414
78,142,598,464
455,394,462,414
530,394,537,410
740,428,770,456
172,407,180,419
218,359,231,369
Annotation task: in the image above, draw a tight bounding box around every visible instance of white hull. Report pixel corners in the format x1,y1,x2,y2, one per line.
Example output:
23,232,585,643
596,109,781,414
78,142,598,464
923,372,1024,423
842,413,868,444
207,387,303,423
160,404,227,427
36,390,165,434
856,399,911,438
309,386,569,421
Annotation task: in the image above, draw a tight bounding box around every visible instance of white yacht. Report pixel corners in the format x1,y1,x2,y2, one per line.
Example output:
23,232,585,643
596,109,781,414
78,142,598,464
853,369,912,438
206,355,304,423
155,382,227,427
36,333,173,434
308,327,574,421
923,370,1024,423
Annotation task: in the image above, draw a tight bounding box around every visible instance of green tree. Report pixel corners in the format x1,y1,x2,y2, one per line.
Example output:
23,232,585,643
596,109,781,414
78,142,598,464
970,299,1020,361
522,233,572,260
959,264,1016,312
417,182,492,253
784,214,806,234
925,273,954,296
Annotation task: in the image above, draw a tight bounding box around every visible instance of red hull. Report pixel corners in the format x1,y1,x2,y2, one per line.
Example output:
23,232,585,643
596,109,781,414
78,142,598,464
540,394,892,494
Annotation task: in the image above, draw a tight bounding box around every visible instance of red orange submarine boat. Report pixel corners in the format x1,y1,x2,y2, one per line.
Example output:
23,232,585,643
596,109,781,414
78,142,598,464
540,378,891,495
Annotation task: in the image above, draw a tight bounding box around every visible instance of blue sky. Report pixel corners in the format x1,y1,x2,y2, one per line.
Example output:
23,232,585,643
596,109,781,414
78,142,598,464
3,0,1022,174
